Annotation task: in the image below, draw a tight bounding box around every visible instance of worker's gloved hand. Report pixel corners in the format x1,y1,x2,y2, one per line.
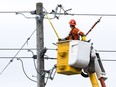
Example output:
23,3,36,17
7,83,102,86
58,38,66,41
58,38,62,41
81,35,86,41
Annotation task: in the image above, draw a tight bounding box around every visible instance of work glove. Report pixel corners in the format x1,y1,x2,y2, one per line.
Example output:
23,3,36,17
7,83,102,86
81,35,86,41
58,38,66,41
58,38,62,41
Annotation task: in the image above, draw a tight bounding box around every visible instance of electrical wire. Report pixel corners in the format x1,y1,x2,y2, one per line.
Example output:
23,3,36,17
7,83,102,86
1,57,116,62
33,58,42,75
44,7,60,40
0,29,36,75
0,11,36,19
97,50,116,52
17,58,37,82
44,4,116,17
0,48,37,50
0,11,31,14
0,57,32,59
44,57,57,60
1,10,116,17
102,59,116,61
48,12,116,16
27,49,43,76
16,13,35,19
0,48,57,50
0,61,11,75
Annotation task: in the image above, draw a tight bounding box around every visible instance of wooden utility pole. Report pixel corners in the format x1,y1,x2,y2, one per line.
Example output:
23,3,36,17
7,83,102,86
36,3,45,87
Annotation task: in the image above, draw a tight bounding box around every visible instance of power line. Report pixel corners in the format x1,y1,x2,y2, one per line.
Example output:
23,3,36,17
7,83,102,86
0,28,36,75
0,61,11,75
0,48,57,51
17,58,37,82
2,11,30,13
0,57,32,59
0,48,37,50
44,4,116,20
0,56,57,60
97,50,116,52
1,10,116,17
1,57,116,61
47,8,116,16
48,13,116,16
0,11,36,19
33,58,43,75
102,59,116,61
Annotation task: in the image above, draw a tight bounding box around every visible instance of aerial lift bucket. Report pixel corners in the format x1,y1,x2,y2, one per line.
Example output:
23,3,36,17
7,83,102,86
56,40,91,75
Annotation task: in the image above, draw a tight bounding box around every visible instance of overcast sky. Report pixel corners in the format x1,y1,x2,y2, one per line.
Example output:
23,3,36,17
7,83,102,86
0,0,116,87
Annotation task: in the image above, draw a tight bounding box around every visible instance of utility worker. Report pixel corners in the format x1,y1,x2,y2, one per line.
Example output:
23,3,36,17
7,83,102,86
59,19,86,41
